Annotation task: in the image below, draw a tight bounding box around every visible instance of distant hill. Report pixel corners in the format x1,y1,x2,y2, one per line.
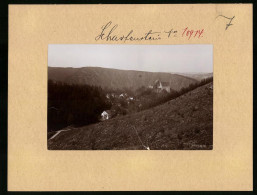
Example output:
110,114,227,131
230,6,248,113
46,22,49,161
48,67,198,91
176,72,213,81
48,82,213,150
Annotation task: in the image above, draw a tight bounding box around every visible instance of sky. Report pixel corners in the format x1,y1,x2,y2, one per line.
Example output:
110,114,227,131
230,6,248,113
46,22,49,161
48,44,213,73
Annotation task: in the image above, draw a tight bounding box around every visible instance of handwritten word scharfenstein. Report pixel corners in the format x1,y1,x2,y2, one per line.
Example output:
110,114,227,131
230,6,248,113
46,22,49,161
95,21,178,42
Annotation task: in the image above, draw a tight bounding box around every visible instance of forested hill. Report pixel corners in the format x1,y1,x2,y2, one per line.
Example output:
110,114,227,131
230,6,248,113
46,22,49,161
48,67,198,91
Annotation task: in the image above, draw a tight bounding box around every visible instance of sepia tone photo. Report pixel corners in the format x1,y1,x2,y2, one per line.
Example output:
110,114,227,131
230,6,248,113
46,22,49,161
47,44,213,150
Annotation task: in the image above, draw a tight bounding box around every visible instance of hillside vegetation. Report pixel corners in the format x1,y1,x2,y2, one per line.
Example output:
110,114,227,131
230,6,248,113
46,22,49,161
48,80,110,131
48,82,213,150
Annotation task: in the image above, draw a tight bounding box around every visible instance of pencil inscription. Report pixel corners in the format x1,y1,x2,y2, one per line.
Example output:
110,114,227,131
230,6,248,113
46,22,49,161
216,15,235,30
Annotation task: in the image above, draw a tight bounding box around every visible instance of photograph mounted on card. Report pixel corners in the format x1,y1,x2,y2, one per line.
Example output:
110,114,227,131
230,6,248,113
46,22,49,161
8,4,252,191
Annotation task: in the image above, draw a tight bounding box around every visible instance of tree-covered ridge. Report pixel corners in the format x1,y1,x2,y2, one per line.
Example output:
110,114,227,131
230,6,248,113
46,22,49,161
48,80,111,131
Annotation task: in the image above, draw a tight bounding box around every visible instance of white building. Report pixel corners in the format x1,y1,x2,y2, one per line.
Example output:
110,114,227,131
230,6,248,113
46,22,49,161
101,111,110,120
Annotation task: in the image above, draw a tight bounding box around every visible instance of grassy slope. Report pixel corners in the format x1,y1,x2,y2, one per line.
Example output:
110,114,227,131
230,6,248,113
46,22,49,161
48,82,213,150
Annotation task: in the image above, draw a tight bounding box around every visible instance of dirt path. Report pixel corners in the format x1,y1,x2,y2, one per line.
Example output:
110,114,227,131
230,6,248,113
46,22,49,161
49,129,72,140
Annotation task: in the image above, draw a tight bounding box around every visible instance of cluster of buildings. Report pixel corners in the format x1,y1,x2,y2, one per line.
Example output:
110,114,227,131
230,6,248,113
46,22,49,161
106,93,134,102
101,79,172,121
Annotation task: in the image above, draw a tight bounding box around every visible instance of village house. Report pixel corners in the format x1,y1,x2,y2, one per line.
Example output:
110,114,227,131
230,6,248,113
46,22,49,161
126,96,135,105
119,93,128,98
101,110,112,121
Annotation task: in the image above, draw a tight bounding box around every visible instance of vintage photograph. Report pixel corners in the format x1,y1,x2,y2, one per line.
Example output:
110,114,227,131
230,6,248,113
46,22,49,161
47,44,213,150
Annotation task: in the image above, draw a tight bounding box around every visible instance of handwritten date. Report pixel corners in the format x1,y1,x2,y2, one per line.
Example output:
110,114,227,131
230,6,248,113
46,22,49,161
182,27,204,40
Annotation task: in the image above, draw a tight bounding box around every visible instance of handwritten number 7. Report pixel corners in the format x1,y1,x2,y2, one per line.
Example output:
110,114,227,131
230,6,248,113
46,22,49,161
216,15,235,30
